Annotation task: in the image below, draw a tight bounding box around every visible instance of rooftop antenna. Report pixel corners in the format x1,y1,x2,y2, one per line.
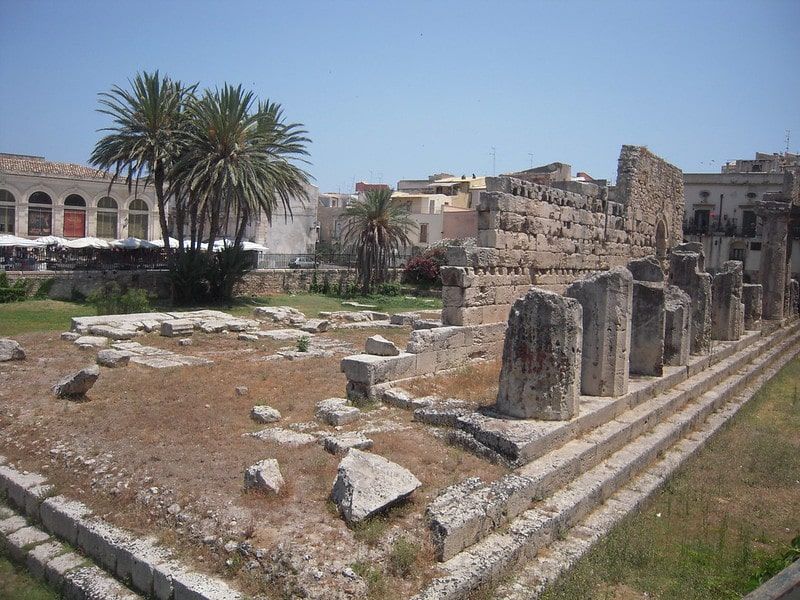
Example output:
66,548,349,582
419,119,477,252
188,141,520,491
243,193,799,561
490,146,496,176
528,153,534,169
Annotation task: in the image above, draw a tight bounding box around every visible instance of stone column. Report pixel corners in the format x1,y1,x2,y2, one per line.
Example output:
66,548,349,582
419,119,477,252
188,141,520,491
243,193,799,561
711,260,744,341
669,250,711,354
566,267,633,397
756,197,792,320
790,279,800,318
628,257,666,376
664,285,691,366
496,288,582,420
742,283,763,330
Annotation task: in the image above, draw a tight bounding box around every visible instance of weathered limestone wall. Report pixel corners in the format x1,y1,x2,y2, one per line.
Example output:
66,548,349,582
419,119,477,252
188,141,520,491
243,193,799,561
441,146,684,326
342,322,507,400
742,283,763,330
6,268,359,300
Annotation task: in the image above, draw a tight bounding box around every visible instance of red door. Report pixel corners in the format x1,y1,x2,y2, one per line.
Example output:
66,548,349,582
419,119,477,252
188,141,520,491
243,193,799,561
63,210,85,238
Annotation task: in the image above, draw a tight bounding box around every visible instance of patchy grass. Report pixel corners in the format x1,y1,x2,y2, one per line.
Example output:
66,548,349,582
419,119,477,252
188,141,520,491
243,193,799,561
0,552,58,600
245,292,441,317
406,359,501,404
538,356,800,600
0,300,93,336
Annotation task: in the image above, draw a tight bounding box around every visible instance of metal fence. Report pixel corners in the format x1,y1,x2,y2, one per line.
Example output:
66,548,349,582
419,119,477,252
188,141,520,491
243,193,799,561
255,252,413,270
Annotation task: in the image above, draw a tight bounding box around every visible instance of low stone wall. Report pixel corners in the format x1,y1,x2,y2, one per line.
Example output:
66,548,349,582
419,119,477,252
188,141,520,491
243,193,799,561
341,322,507,400
5,268,359,300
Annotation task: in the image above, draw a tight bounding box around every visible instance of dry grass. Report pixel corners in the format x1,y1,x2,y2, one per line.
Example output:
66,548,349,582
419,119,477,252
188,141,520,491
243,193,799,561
405,358,501,404
0,324,503,598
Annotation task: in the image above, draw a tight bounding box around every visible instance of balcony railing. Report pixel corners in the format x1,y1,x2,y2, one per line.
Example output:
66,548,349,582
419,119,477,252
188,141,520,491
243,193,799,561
683,222,758,238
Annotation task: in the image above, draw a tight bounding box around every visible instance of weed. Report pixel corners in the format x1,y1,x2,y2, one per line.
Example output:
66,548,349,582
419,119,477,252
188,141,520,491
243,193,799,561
388,537,419,578
350,561,388,598
296,336,310,352
353,517,388,546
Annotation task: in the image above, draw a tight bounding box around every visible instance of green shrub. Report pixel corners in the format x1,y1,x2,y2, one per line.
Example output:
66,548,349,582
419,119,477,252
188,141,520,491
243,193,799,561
169,250,211,305
376,281,402,296
297,336,310,352
87,282,151,315
388,537,419,577
207,246,253,303
34,277,55,299
0,273,32,303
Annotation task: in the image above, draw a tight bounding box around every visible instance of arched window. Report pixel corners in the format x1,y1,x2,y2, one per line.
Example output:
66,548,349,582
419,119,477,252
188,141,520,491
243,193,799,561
28,192,52,236
0,189,15,234
63,194,86,238
96,196,118,239
128,198,148,239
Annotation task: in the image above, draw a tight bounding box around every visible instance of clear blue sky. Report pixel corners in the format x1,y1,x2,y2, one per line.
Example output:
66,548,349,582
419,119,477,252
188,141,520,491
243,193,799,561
1,0,798,193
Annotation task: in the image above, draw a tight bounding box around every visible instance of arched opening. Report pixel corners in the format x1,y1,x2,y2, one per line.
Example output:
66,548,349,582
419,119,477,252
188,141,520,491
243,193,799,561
0,189,15,234
63,194,86,238
655,219,668,261
128,198,149,239
28,191,53,236
97,196,118,239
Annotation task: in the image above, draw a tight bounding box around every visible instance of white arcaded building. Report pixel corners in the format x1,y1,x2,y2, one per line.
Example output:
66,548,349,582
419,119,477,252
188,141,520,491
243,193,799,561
0,152,319,253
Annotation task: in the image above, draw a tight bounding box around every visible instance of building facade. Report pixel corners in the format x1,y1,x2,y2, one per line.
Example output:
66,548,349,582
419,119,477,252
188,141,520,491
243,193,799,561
0,153,160,240
683,152,800,279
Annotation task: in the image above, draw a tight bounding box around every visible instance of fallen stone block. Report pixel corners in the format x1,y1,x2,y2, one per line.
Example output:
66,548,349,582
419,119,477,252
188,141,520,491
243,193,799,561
316,398,361,426
243,459,284,494
0,339,25,362
322,432,374,455
178,338,192,346
258,328,309,341
250,428,317,445
73,336,108,349
300,319,330,333
87,325,136,340
331,449,421,524
160,319,194,338
340,353,417,386
53,366,100,399
390,312,418,326
235,386,248,396
412,319,442,330
61,332,81,342
250,405,281,423
96,349,132,368
253,306,305,324
365,335,400,356
237,333,259,341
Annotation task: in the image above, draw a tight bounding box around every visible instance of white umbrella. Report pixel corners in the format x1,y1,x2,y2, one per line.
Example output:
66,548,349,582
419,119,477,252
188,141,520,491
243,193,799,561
149,237,181,249
241,241,268,252
0,234,46,248
110,237,158,250
35,236,68,247
63,237,111,249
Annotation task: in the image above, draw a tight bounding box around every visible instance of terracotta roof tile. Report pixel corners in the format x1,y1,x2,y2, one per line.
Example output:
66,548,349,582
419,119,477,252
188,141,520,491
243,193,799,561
0,153,111,181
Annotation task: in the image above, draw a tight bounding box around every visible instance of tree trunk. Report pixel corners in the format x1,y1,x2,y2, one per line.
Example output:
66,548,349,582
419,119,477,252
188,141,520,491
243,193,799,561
154,162,173,260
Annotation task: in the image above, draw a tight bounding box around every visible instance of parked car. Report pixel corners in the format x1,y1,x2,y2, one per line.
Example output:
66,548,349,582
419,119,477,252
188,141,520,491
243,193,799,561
289,256,317,269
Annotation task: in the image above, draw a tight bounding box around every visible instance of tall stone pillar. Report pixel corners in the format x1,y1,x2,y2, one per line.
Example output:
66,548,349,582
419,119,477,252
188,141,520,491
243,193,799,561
627,257,666,376
742,283,763,330
664,285,691,366
566,267,633,397
669,250,712,354
756,196,792,320
711,260,744,341
496,288,582,420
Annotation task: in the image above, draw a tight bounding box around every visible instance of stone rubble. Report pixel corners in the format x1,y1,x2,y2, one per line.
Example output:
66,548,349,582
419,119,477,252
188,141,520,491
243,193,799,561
322,432,374,455
96,349,132,368
315,398,361,426
364,335,400,356
52,365,100,399
250,405,282,424
330,449,421,524
0,339,26,362
243,459,284,494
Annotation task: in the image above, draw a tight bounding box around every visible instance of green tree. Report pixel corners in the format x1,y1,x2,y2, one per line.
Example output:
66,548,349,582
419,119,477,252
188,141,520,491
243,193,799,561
90,70,195,256
172,85,311,251
343,189,416,294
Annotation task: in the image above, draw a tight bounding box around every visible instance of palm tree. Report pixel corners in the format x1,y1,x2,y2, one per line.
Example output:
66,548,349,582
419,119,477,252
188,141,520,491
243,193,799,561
90,71,195,256
343,189,417,294
172,84,311,251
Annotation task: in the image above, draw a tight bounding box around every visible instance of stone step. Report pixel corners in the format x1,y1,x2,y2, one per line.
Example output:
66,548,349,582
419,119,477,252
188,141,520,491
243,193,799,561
0,502,142,599
417,327,781,467
426,322,798,561
494,335,800,599
412,327,800,599
0,460,242,600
